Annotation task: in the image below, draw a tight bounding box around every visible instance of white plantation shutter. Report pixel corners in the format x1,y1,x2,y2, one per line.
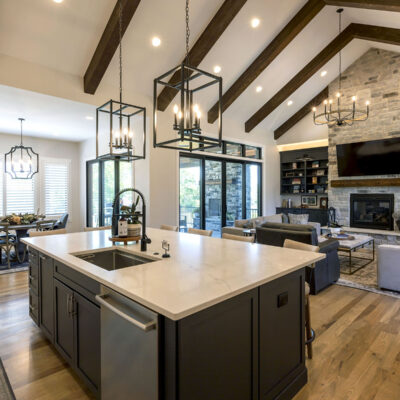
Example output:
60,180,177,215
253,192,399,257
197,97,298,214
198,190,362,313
43,159,70,215
6,174,36,214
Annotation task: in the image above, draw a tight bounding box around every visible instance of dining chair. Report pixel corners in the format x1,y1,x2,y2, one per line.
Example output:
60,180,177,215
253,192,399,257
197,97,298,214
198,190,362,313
283,239,318,359
187,228,213,237
160,224,179,232
36,220,57,231
222,233,255,243
0,223,18,269
84,226,112,232
29,229,67,237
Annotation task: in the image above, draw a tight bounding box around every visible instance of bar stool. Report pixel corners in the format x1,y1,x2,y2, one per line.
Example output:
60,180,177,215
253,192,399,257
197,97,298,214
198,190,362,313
187,228,213,237
284,239,318,359
160,224,179,232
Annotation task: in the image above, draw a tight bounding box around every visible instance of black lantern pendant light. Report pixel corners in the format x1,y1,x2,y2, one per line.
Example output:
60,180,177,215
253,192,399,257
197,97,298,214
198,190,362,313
312,9,369,127
153,0,223,152
96,0,146,161
5,118,39,179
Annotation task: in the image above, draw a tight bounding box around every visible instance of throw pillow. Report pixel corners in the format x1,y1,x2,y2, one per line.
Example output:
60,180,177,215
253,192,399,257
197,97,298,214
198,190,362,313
288,213,309,225
264,214,283,224
282,213,289,224
235,219,249,228
243,221,254,228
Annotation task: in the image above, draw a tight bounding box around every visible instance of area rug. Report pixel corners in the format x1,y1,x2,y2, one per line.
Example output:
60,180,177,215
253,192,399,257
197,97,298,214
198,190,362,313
0,261,29,275
0,358,15,400
336,249,400,299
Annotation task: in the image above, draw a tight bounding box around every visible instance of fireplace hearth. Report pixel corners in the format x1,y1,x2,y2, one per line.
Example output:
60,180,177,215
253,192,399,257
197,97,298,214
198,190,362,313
350,194,394,231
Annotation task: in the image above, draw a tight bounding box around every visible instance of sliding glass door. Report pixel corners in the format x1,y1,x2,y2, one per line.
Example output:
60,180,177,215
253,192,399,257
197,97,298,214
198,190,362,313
179,154,262,236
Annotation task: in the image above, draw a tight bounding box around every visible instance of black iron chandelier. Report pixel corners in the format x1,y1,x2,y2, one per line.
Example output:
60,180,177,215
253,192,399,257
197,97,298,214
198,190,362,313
313,9,369,127
5,118,39,180
153,0,223,152
96,0,146,161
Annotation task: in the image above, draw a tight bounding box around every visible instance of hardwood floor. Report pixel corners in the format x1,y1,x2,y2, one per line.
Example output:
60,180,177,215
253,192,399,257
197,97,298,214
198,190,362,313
1,271,399,399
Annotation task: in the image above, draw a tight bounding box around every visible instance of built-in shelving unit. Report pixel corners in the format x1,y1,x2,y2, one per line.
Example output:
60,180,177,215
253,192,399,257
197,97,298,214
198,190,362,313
280,147,329,195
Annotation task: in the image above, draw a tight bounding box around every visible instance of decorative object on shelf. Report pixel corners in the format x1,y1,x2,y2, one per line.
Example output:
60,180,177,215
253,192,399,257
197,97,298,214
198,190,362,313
301,195,318,207
5,118,39,179
320,197,328,209
312,177,318,184
162,240,171,258
96,0,146,162
311,161,319,168
312,9,369,127
316,169,325,176
153,0,222,152
1,212,44,225
292,162,298,169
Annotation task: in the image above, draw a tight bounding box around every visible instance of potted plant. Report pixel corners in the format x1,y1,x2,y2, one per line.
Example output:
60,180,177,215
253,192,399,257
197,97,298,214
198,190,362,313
121,197,142,237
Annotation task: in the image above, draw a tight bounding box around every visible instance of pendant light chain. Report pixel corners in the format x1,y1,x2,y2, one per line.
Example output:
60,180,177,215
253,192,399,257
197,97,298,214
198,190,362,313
19,118,24,146
185,0,190,66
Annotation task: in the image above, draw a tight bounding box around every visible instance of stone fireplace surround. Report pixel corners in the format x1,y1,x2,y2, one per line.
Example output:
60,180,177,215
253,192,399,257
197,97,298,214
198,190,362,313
327,48,400,242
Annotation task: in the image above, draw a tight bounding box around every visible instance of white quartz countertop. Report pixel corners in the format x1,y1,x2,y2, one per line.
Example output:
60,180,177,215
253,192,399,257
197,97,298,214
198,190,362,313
22,228,325,320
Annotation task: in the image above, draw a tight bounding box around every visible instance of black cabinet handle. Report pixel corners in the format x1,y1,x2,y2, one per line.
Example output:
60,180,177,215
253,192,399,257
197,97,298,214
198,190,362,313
277,292,289,308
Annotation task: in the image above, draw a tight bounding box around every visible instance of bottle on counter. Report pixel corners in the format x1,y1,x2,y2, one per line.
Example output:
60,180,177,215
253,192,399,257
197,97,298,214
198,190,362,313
118,216,128,238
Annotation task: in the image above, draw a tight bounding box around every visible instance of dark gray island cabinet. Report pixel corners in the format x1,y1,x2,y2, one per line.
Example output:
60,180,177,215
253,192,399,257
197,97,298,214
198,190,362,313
29,248,307,400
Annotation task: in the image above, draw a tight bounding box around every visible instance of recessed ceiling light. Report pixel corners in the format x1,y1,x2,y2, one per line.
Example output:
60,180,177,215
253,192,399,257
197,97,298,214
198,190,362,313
85,116,94,120
251,18,260,28
287,100,293,106
256,86,263,93
320,70,328,77
152,37,161,47
213,65,221,74
53,0,63,3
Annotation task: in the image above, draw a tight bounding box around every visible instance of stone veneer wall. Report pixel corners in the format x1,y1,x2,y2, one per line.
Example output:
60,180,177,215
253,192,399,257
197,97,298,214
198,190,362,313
328,48,400,228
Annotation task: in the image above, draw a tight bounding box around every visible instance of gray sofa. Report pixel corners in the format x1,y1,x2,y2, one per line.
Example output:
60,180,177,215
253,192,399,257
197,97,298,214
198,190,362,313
222,214,321,236
256,222,340,295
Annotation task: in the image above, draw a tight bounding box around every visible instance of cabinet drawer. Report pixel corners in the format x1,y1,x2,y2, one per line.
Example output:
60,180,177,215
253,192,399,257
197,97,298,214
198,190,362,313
29,289,39,326
54,261,100,303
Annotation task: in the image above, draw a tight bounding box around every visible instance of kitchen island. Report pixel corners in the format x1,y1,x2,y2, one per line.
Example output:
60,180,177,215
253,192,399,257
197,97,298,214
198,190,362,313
23,228,324,400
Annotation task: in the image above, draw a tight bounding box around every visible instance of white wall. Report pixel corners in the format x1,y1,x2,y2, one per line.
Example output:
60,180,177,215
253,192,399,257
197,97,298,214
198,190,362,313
0,132,81,232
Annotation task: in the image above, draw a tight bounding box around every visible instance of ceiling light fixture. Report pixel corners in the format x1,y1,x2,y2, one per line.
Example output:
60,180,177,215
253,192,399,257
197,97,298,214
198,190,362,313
287,100,293,106
152,37,161,47
251,18,260,28
53,0,63,3
85,116,94,120
313,9,369,127
320,70,327,77
5,118,39,180
153,0,222,152
95,0,146,161
256,86,263,93
213,65,221,74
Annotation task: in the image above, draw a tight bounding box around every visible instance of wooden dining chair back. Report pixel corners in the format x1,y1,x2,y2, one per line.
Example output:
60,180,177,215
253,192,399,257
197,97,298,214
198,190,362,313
160,224,179,232
84,226,111,232
283,238,318,360
187,228,213,237
0,223,17,269
29,229,67,237
222,233,255,243
36,220,57,231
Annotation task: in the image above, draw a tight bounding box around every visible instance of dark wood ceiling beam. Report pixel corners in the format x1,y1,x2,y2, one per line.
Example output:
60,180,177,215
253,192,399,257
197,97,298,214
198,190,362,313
324,0,400,12
274,87,329,140
156,0,247,112
207,0,325,124
245,24,355,133
84,0,141,95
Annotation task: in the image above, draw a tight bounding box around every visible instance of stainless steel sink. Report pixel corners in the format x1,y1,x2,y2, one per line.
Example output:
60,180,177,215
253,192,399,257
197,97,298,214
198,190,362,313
74,249,157,271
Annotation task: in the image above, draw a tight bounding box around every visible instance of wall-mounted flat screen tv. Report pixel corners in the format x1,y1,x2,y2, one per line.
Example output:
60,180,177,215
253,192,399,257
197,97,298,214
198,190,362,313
336,137,400,177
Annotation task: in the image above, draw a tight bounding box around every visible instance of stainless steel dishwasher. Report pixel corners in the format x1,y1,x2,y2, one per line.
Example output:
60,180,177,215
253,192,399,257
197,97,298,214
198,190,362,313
96,286,158,400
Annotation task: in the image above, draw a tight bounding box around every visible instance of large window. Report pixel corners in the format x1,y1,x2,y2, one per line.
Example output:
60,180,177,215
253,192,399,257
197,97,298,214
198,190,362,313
6,174,36,214
179,154,262,237
86,159,134,227
42,159,70,215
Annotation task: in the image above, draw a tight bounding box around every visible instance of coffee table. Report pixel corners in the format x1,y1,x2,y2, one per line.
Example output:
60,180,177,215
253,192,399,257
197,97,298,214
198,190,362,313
243,229,256,238
336,234,375,275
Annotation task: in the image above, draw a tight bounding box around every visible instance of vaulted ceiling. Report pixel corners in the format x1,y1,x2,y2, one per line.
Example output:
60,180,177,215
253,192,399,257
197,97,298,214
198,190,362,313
0,0,400,141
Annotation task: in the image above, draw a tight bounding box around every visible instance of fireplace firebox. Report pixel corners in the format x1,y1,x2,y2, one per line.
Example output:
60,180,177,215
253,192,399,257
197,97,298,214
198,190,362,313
350,194,394,231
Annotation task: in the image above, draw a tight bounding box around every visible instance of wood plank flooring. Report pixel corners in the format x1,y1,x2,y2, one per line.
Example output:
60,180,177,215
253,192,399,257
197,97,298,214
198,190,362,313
1,271,400,399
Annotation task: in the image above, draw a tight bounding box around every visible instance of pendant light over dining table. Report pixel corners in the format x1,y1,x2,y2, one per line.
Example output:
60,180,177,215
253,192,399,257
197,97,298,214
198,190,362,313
5,118,39,179
153,0,223,152
96,0,146,161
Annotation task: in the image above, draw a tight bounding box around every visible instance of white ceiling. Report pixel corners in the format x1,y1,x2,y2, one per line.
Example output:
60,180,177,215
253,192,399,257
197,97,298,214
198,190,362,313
0,0,399,141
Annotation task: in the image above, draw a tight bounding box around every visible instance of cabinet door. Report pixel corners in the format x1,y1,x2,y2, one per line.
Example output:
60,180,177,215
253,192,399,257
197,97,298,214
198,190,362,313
259,270,306,400
39,253,54,341
29,250,39,295
74,292,101,393
54,279,74,364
